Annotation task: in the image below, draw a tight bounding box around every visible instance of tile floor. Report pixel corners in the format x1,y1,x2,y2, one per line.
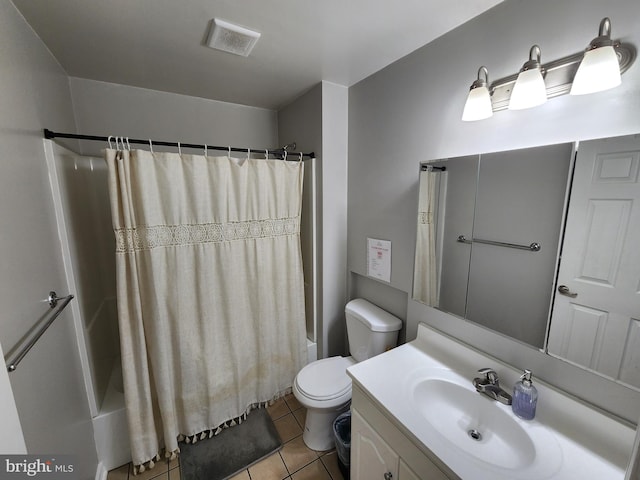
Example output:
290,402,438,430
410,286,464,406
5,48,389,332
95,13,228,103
106,393,345,480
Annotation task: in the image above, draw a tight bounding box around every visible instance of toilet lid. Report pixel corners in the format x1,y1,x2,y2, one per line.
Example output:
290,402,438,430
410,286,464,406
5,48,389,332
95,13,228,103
295,356,355,401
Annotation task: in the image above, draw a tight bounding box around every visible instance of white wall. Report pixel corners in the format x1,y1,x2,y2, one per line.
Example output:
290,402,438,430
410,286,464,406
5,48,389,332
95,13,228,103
348,0,640,423
0,0,98,476
69,77,278,156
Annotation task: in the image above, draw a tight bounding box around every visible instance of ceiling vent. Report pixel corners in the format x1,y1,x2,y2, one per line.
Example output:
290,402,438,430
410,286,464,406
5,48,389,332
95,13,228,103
206,18,261,57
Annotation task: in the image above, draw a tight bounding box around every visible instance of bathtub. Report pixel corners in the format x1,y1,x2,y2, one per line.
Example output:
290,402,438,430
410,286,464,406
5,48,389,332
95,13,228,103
91,340,317,471
92,361,131,471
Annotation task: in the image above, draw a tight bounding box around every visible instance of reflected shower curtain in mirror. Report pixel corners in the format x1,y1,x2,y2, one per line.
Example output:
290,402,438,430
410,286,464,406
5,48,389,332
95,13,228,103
413,169,440,306
105,149,307,471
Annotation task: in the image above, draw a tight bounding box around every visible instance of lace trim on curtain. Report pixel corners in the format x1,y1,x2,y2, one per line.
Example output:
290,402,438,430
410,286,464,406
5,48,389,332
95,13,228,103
115,217,300,253
418,211,434,224
132,388,292,475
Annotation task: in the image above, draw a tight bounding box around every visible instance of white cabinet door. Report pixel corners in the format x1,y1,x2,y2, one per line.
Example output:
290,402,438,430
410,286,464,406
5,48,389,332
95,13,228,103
399,460,421,480
352,408,399,480
548,134,640,387
400,458,450,480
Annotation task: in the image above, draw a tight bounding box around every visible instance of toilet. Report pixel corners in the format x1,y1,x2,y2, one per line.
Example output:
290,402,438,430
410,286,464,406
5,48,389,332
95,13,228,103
293,298,402,451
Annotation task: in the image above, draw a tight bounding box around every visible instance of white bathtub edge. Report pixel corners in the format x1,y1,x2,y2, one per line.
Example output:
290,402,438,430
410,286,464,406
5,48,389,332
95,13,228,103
307,339,317,363
94,461,108,480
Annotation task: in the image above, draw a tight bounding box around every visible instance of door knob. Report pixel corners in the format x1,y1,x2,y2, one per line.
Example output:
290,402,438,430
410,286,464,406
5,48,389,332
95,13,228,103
558,285,578,298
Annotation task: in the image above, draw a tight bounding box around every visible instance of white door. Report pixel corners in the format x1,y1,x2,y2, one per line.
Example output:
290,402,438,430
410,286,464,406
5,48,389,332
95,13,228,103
548,134,640,388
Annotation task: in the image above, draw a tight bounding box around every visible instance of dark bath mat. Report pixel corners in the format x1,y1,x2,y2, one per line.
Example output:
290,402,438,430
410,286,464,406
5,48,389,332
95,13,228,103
179,408,282,480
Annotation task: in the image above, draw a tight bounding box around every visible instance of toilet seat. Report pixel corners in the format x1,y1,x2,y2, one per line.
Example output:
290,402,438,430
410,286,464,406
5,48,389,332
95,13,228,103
294,356,356,408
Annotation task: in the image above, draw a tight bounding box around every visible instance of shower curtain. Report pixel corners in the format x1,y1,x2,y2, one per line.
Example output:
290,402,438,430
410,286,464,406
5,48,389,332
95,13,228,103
105,149,307,471
413,169,440,306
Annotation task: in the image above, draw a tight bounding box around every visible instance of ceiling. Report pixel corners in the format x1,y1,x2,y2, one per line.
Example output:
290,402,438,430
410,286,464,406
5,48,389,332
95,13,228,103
13,0,503,110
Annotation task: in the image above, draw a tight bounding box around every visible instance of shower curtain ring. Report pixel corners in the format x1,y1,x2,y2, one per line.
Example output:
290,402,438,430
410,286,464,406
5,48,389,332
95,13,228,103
178,142,182,155
299,152,303,162
247,148,250,160
228,146,231,157
108,136,113,149
204,144,207,157
126,137,131,151
265,149,268,159
149,139,154,153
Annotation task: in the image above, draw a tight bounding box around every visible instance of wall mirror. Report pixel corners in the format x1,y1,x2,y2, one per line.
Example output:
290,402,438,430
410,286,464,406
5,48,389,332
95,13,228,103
413,133,640,391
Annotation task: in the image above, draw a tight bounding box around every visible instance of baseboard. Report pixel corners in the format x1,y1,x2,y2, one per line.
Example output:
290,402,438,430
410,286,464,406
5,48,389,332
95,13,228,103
95,462,108,480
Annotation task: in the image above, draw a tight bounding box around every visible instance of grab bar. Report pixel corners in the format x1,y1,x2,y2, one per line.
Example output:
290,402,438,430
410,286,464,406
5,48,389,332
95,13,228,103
6,291,75,372
457,235,541,252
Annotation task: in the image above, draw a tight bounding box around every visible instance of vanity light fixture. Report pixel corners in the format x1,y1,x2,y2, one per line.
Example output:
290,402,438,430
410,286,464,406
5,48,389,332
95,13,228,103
570,17,621,95
462,66,493,122
508,45,547,110
462,17,636,121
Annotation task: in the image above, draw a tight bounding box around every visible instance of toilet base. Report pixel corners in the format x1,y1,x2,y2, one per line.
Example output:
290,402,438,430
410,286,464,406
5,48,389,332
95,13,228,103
301,403,350,451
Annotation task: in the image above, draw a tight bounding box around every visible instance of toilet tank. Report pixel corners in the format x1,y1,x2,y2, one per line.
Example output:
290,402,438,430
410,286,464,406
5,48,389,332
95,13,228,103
345,299,402,363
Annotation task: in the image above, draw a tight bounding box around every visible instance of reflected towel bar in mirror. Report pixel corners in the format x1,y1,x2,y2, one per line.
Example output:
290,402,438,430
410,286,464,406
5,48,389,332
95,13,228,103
457,235,541,252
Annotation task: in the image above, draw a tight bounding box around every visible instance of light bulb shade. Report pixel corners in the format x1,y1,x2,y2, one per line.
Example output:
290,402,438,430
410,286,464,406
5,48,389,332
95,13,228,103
570,45,621,95
462,86,493,121
509,68,548,110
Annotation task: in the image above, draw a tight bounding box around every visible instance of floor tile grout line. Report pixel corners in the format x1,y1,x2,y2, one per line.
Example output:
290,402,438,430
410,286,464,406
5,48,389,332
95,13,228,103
320,453,341,480
283,455,325,477
279,450,292,478
319,456,334,480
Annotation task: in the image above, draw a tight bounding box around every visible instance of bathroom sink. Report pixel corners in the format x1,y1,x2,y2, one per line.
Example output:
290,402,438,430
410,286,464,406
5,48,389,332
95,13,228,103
348,323,634,480
406,369,562,478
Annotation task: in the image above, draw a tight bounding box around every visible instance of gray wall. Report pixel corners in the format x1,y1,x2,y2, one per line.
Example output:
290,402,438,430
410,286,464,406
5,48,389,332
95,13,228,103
320,82,349,357
436,156,477,318
0,0,98,476
348,0,640,422
278,82,349,358
278,84,322,344
69,77,279,156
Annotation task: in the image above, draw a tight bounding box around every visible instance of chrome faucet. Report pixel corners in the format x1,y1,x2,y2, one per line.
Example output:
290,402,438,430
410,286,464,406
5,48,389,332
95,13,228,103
473,368,513,405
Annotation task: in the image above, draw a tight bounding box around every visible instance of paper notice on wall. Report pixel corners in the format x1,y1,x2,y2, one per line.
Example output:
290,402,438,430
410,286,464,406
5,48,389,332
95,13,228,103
367,238,391,283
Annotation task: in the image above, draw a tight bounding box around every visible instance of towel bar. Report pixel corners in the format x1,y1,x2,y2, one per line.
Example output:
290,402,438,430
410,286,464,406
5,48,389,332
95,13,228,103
457,235,541,252
6,291,75,372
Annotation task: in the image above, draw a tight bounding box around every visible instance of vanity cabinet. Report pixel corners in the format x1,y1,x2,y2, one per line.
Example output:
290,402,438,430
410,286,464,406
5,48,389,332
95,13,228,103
351,385,455,480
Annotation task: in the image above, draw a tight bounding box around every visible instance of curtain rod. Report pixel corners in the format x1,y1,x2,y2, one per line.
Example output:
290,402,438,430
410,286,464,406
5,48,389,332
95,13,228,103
43,129,315,159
